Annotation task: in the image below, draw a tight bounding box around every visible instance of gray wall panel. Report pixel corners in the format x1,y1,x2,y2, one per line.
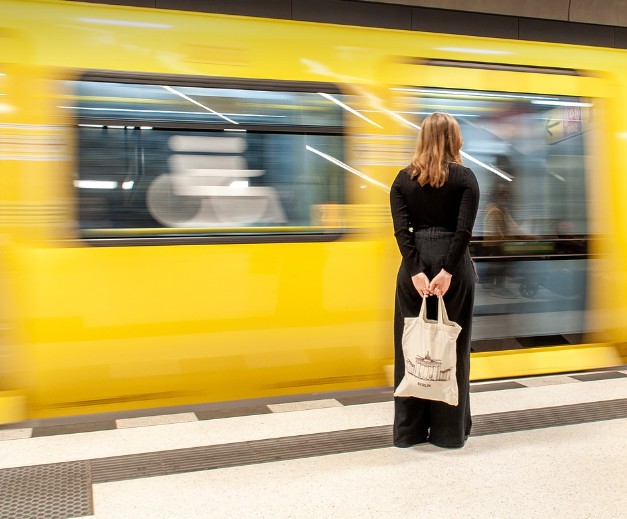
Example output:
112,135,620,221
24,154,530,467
615,27,627,49
155,0,291,19
519,18,615,47
361,0,571,22
412,7,519,39
292,0,412,30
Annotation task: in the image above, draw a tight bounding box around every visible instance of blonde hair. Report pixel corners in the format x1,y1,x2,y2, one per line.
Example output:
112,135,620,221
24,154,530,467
409,112,464,187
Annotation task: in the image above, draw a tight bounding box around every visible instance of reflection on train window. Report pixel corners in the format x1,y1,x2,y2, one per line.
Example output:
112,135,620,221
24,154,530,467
391,86,595,346
70,79,346,237
391,87,591,238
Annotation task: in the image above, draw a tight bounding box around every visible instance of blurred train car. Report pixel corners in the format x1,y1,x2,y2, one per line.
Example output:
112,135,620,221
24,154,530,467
1,0,626,422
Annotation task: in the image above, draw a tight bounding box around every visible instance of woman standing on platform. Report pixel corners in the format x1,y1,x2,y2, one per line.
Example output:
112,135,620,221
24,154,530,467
390,113,480,448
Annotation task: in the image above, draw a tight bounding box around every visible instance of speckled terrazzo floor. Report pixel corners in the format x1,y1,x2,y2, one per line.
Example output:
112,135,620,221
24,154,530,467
91,418,627,519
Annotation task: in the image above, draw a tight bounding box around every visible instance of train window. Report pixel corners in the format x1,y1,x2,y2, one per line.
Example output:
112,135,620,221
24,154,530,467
391,86,590,239
390,86,595,348
67,76,346,241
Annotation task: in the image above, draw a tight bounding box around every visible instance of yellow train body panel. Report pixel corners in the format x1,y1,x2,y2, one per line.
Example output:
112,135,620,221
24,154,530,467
0,0,626,420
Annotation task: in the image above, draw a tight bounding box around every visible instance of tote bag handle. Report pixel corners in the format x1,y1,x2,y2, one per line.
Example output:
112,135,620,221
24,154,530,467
437,295,451,325
418,295,452,326
418,296,428,321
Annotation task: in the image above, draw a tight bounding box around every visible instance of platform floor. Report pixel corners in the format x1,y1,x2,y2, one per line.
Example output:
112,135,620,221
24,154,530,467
1,369,627,519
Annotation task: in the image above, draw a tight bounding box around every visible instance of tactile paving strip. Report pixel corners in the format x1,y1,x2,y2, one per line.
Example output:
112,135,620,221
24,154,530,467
90,425,392,483
471,398,627,435
0,461,92,519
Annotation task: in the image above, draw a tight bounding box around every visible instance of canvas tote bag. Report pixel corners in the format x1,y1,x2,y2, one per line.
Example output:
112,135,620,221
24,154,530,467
394,295,462,406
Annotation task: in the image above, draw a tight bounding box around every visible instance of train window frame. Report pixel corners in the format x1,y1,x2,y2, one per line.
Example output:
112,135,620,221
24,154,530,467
69,70,350,246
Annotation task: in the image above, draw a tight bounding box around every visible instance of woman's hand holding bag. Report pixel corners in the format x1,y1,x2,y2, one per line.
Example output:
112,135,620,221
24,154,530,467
411,272,431,298
430,269,452,296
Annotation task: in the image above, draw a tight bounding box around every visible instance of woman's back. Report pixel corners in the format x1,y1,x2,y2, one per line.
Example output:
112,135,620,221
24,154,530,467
392,164,477,232
391,163,479,276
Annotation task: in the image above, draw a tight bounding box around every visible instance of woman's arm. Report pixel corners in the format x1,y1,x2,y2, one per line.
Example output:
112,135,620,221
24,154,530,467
390,173,424,276
442,168,480,274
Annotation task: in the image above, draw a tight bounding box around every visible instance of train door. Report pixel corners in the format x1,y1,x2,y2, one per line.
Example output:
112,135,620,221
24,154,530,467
379,55,622,378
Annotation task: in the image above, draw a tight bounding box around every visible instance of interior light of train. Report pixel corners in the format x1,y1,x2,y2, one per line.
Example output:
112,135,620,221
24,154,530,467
460,150,513,181
305,145,390,193
391,88,554,101
61,106,205,115
222,114,286,118
317,92,383,128
394,111,479,118
78,18,172,29
531,100,592,107
110,107,201,115
140,126,153,130
161,85,239,125
381,109,421,130
74,180,118,189
121,181,135,190
78,124,104,128
126,126,135,129
549,172,566,182
224,128,246,132
229,181,249,188
107,125,125,129
434,47,513,55
62,105,286,119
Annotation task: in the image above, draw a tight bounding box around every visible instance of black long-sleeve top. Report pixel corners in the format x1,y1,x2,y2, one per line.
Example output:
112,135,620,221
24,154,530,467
390,164,480,275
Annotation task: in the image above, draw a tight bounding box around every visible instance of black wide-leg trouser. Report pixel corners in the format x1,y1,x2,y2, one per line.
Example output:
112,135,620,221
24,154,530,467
393,228,475,448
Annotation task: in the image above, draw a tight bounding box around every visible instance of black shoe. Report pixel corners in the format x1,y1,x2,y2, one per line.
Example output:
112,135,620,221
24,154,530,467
393,437,428,448
428,439,465,449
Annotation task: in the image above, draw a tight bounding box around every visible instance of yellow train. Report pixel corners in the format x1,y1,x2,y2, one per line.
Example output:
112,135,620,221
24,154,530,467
1,0,626,422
